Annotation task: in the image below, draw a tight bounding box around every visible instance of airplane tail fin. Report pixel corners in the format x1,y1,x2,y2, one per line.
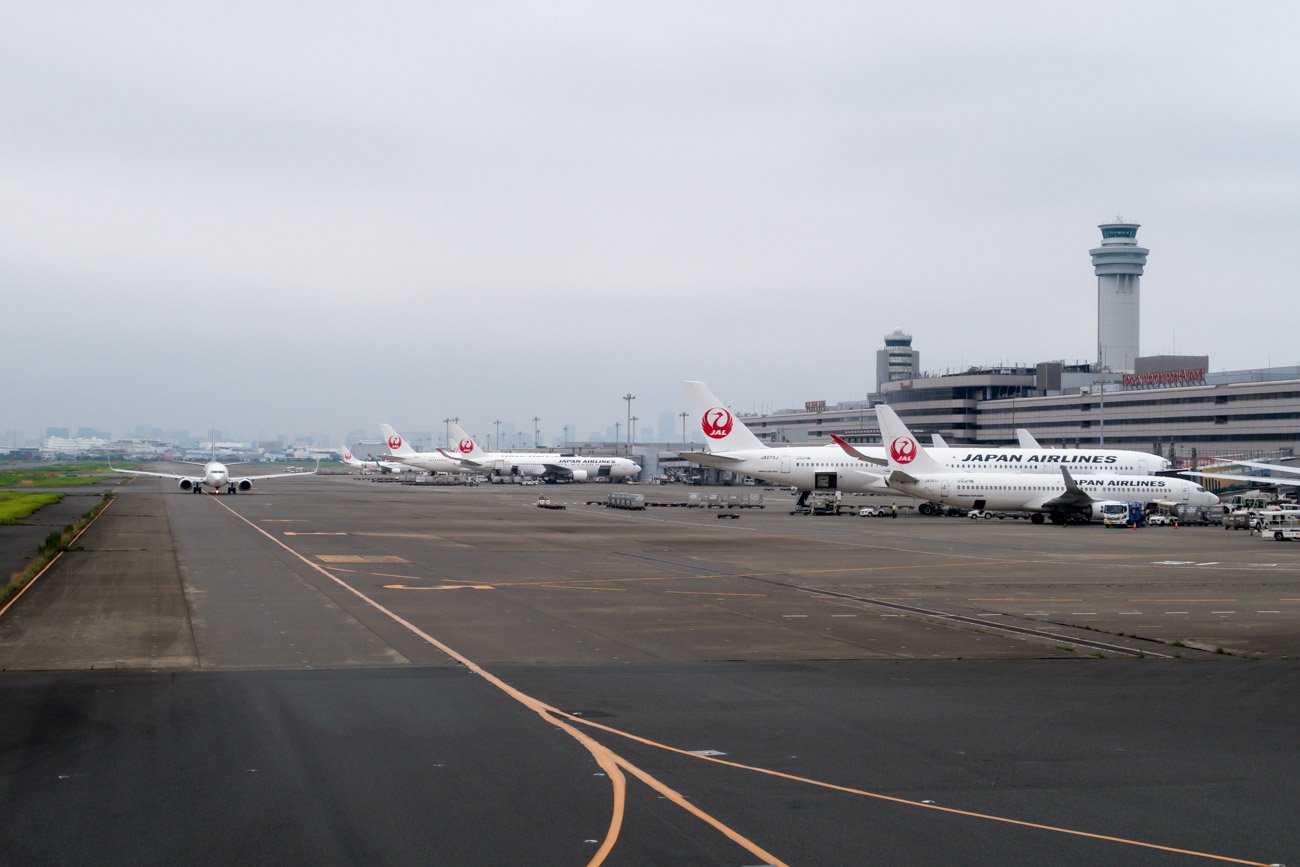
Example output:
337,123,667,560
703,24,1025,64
874,404,944,475
1016,429,1042,449
681,381,766,452
379,424,416,456
449,423,486,459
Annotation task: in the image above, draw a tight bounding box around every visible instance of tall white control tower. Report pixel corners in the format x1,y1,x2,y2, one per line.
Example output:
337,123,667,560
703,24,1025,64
1090,221,1148,373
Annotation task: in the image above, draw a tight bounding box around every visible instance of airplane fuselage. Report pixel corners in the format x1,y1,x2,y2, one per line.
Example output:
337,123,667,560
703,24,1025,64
462,452,641,481
686,446,890,493
893,471,1217,515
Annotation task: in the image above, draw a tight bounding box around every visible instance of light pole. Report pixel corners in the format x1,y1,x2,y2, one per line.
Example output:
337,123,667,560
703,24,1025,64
533,416,541,448
631,416,638,449
614,421,621,446
679,411,688,445
443,417,452,445
621,393,635,455
562,424,571,446
494,419,501,452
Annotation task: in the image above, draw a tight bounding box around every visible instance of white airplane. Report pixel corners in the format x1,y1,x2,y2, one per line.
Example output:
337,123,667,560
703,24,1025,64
112,452,317,494
377,425,463,474
1181,459,1300,489
339,445,409,474
831,404,1217,525
679,381,891,504
678,381,1170,505
438,423,641,482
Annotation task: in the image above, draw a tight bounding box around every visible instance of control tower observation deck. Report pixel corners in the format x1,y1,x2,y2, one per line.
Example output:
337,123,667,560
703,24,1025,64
1090,221,1149,373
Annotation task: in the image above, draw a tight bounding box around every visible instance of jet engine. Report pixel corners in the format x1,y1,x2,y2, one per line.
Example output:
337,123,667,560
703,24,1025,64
569,470,588,482
238,479,253,491
178,479,194,491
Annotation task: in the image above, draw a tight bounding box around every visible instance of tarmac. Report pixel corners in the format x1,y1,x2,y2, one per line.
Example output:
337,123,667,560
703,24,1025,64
1,473,1296,864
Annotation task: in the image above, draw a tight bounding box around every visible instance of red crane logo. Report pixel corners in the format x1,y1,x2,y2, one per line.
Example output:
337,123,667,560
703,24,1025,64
702,407,734,440
889,436,917,464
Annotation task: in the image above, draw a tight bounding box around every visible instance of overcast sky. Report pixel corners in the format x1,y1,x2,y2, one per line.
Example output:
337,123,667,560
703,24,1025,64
4,2,1298,444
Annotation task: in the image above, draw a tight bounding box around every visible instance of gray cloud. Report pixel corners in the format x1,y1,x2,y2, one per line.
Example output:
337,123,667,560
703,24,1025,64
3,2,1298,442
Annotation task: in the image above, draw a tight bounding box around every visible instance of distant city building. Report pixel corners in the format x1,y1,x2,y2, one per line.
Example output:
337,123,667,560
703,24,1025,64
1091,220,1148,373
876,329,920,392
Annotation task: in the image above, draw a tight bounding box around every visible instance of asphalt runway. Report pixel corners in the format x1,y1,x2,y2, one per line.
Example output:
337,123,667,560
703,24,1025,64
1,474,1296,865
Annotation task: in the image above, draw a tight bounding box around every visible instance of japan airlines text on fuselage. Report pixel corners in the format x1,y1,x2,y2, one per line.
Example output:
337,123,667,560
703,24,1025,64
839,404,1217,525
441,423,641,482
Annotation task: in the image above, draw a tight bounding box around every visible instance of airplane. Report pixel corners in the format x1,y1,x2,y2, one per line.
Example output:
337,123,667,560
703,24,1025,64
339,445,410,474
831,404,1218,525
679,381,892,504
437,423,641,482
112,450,317,494
376,425,464,474
678,381,1171,505
1180,458,1300,489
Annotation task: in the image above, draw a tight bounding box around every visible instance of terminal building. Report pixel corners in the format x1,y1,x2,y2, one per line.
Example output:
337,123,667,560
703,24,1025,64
736,222,1299,466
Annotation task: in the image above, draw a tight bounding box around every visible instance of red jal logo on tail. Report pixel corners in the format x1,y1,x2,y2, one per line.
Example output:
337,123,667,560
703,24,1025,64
458,439,474,453
702,407,734,439
889,436,917,464
388,435,402,450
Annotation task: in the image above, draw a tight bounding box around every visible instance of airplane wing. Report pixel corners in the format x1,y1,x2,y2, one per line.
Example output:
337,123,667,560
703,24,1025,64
1229,460,1300,477
1036,467,1098,513
112,468,200,482
232,469,318,482
1180,470,1300,488
677,451,744,470
437,448,485,470
828,435,888,466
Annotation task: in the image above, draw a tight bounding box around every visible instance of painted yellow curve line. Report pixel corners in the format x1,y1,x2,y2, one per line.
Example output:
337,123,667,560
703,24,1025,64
556,712,1273,867
217,501,781,866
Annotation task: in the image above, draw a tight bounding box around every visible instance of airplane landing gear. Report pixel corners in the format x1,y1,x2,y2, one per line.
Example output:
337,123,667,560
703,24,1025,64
1030,513,1046,525
227,484,237,494
1049,513,1067,526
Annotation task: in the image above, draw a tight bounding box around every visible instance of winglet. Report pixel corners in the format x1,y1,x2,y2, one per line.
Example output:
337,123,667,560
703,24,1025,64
829,434,886,465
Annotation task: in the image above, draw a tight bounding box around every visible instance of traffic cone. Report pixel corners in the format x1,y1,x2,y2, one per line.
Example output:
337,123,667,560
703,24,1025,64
1174,519,1179,528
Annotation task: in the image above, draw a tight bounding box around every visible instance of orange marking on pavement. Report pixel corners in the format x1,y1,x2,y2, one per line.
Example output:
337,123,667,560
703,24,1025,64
534,584,628,592
969,597,1084,602
382,584,494,591
1127,598,1240,603
665,590,768,597
316,554,410,564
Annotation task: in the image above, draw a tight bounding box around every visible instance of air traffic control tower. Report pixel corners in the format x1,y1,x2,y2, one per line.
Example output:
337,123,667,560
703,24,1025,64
1090,221,1149,373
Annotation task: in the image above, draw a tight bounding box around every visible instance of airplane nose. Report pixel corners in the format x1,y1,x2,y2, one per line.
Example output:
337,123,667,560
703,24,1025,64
632,464,642,473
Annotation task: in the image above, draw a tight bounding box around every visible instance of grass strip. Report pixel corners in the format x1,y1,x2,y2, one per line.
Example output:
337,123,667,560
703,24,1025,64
0,492,64,524
0,463,130,488
0,493,115,611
